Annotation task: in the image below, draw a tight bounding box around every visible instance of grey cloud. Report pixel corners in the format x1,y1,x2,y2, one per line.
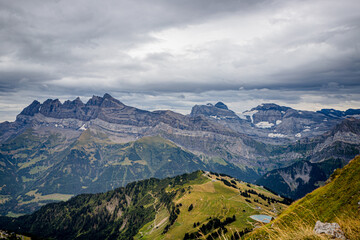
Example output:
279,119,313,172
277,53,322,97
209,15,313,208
0,0,359,121
0,0,274,92
0,70,57,92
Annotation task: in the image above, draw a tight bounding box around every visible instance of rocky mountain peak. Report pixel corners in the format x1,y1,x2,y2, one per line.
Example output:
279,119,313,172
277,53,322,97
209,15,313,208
190,102,238,119
331,117,360,135
215,102,228,110
100,93,124,107
252,103,291,112
86,95,104,106
19,100,41,116
318,108,360,118
16,94,128,122
85,94,123,107
242,103,291,126
103,93,113,99
63,97,84,108
39,99,62,115
345,109,360,116
73,97,83,105
317,109,344,118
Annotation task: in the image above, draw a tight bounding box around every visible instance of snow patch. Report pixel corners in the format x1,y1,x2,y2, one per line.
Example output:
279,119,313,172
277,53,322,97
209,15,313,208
303,129,310,132
255,121,274,128
276,120,282,125
79,124,87,131
268,133,286,138
210,115,236,120
295,133,301,138
298,111,303,114
243,110,258,123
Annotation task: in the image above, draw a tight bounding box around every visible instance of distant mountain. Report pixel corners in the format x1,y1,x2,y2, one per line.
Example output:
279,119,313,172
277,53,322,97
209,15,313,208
239,103,359,142
256,118,360,199
317,108,360,118
272,117,360,164
190,102,253,136
2,94,264,170
0,94,359,216
191,102,360,144
190,101,239,120
189,102,360,172
0,171,290,240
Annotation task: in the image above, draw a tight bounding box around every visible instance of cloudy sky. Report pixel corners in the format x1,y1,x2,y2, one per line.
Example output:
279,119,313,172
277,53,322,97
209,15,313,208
0,0,359,121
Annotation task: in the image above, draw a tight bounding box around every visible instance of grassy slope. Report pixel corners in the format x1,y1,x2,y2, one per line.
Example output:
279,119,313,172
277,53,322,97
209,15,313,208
246,155,360,239
275,155,360,223
135,172,288,240
0,171,289,240
0,128,76,215
0,172,204,240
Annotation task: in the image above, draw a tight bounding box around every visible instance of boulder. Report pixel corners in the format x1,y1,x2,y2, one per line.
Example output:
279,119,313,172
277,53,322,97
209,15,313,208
314,221,346,239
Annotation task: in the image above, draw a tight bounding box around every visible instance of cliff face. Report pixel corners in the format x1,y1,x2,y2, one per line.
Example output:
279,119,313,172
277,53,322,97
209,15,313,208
256,159,344,199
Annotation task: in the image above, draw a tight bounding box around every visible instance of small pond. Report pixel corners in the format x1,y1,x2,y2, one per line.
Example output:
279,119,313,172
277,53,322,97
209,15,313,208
249,215,273,223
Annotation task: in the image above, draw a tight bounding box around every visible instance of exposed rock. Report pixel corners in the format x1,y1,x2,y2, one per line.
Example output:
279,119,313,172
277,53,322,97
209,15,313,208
318,108,360,118
214,101,228,110
19,100,41,116
256,160,330,199
190,102,238,120
314,221,346,239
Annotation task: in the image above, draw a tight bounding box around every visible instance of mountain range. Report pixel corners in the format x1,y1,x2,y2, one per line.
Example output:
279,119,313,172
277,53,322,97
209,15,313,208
0,94,359,215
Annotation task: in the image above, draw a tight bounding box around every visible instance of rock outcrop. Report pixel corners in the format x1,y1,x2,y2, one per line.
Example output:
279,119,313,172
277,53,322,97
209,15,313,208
314,221,346,239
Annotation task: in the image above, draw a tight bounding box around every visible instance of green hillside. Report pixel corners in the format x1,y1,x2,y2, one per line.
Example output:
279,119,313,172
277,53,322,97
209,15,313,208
0,129,255,216
0,171,289,240
246,155,360,239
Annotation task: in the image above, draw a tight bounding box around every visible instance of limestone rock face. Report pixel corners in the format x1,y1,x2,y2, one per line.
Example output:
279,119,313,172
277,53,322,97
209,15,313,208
314,221,346,239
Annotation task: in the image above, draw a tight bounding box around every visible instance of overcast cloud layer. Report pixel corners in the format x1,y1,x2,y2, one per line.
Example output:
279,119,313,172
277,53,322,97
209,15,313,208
0,0,360,121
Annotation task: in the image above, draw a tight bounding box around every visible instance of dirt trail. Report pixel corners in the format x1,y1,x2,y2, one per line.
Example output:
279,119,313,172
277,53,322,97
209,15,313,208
148,192,167,233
